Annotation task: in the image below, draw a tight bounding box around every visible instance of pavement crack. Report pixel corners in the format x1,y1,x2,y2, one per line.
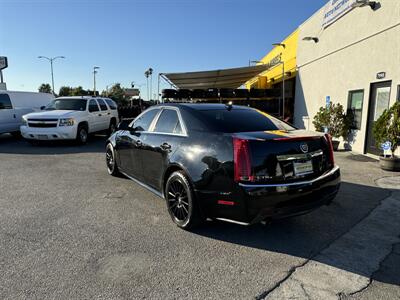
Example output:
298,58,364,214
343,239,400,299
254,260,310,300
255,189,398,300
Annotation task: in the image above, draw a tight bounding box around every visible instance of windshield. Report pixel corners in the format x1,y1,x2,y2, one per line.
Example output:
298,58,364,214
46,99,87,111
199,108,296,133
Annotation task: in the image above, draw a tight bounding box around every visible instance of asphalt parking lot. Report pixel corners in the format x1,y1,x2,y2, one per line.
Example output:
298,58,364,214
0,134,399,300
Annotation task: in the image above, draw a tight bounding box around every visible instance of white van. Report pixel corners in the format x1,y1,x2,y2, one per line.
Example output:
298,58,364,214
0,91,54,136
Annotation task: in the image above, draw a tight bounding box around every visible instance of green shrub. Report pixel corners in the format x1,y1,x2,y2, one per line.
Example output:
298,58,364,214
373,101,400,155
313,103,346,139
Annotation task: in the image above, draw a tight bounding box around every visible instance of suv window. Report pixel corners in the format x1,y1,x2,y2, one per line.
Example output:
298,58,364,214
89,100,100,112
199,108,295,133
0,94,13,109
105,99,117,110
133,108,160,132
97,99,108,111
153,109,183,134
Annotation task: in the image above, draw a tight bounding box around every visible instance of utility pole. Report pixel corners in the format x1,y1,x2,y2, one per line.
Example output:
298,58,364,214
93,66,100,96
38,56,65,95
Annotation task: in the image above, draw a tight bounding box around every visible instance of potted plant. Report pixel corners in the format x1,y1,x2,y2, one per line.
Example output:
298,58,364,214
372,101,400,171
313,103,345,151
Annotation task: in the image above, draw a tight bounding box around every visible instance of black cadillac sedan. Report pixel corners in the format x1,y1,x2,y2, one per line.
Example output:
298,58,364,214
106,103,340,229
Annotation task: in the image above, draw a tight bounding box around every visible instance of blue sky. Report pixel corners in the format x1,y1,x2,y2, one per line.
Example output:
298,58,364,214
0,0,327,97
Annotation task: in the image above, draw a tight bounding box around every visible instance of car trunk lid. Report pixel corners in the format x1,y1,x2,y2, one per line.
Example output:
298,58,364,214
233,130,334,184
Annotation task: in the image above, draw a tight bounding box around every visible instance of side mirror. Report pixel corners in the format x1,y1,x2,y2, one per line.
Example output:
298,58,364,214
117,119,133,131
40,106,46,110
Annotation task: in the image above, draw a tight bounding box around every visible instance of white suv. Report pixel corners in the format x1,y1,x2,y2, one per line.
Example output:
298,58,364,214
20,96,119,144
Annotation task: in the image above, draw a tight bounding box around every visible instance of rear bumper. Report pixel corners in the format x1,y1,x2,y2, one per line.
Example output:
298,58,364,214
20,125,77,140
198,166,341,225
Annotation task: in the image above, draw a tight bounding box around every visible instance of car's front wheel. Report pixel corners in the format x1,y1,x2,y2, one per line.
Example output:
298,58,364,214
165,171,203,230
76,125,88,144
106,143,121,176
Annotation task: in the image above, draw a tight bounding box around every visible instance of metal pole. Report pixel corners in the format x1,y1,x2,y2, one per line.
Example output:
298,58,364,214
150,73,153,101
50,59,55,95
282,61,285,120
93,70,96,96
157,74,161,103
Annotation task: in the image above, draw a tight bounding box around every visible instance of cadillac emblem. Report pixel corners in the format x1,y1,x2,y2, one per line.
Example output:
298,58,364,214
300,142,309,153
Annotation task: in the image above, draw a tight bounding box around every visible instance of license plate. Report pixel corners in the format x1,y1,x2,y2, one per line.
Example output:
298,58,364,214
37,134,48,140
293,160,313,176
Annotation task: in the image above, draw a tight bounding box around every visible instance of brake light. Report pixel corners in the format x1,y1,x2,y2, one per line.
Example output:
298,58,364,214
325,134,335,165
233,137,254,182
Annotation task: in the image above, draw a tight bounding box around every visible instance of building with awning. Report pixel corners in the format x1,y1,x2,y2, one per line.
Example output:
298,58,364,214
160,65,269,90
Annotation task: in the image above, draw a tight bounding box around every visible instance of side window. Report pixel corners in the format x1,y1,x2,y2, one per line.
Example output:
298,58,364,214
0,94,13,109
347,90,364,130
89,100,99,113
133,109,160,132
97,99,108,111
153,109,183,134
105,99,117,110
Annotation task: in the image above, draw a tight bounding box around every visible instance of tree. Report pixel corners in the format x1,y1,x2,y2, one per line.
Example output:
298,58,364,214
104,83,127,105
71,86,89,96
38,83,52,94
373,101,400,155
59,86,72,96
313,103,346,139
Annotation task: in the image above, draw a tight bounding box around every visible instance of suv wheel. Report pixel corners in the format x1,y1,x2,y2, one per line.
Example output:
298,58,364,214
76,125,88,144
165,171,204,230
106,143,121,176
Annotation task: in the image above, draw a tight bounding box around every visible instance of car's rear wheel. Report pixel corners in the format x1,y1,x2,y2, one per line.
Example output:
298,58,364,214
165,171,203,229
106,143,121,176
76,125,88,144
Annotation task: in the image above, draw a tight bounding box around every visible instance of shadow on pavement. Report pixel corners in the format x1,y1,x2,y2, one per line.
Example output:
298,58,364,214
0,133,106,155
193,181,399,286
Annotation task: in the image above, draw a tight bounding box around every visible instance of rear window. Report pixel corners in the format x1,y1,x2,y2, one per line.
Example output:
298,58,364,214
105,99,117,110
97,99,108,111
199,109,295,133
0,94,12,109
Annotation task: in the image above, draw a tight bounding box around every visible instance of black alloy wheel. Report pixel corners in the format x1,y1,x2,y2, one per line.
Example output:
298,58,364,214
106,143,121,176
165,171,203,229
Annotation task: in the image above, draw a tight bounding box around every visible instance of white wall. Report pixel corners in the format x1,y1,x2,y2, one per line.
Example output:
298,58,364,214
294,0,400,154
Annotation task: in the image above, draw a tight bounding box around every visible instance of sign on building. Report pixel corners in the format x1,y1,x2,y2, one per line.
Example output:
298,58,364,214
0,57,8,70
322,0,357,28
125,88,140,97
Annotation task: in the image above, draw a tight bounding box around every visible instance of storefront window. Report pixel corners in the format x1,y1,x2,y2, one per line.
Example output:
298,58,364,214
397,85,400,102
347,90,364,130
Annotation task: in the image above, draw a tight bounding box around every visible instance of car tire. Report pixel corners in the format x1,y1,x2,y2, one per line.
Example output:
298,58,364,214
11,131,22,139
165,171,204,230
108,119,117,136
106,143,121,176
76,124,88,144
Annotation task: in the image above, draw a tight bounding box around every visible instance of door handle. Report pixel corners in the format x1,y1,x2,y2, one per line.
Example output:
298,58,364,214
160,142,171,151
13,114,16,119
107,112,111,115
98,114,102,117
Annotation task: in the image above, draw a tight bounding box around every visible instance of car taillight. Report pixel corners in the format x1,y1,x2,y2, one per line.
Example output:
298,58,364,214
325,134,335,166
233,137,254,182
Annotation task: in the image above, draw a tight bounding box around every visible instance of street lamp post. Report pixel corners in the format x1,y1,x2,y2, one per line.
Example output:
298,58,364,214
38,56,65,95
272,43,286,119
93,66,100,96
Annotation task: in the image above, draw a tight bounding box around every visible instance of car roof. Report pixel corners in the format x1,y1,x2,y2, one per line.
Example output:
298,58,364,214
155,103,253,111
55,96,112,100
